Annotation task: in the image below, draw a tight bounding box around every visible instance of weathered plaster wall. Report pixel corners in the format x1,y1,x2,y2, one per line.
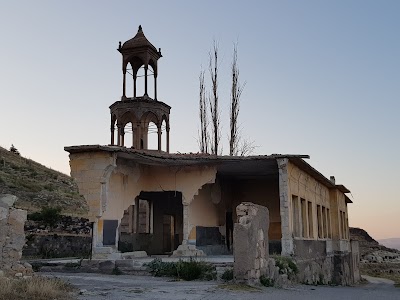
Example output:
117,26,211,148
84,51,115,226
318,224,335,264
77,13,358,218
288,161,331,241
233,179,281,240
68,151,217,254
187,178,281,249
69,152,117,221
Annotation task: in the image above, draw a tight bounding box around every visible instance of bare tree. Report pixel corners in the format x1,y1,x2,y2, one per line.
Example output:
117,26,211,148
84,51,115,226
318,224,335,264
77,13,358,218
209,41,221,155
238,138,257,156
229,44,246,155
198,69,209,153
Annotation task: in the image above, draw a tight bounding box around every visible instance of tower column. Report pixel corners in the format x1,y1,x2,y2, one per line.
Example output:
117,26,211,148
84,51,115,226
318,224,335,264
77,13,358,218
144,65,148,96
157,125,162,151
110,124,115,146
122,70,126,98
117,125,121,146
154,74,157,100
166,125,170,153
133,74,137,98
121,127,125,147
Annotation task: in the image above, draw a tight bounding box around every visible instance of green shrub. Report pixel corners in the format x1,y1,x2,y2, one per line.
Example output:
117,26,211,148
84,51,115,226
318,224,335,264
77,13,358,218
28,207,62,228
146,258,178,277
274,256,298,278
260,275,274,287
221,268,234,281
146,258,216,281
112,266,122,275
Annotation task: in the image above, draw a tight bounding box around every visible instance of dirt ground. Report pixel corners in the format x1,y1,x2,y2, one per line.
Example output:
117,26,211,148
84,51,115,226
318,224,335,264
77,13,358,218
44,272,399,300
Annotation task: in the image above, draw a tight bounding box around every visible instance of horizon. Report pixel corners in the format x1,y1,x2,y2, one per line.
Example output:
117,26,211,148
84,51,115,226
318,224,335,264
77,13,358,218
1,1,399,240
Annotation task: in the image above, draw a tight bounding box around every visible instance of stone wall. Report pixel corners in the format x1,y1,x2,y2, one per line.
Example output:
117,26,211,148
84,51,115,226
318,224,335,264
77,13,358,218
0,194,32,277
233,202,269,284
23,234,91,258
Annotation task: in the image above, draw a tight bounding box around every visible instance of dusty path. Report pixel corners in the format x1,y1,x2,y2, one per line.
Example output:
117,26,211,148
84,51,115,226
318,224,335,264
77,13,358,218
44,272,399,300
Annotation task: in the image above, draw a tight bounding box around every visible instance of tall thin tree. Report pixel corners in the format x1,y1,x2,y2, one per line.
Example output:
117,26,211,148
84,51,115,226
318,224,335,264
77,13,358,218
209,41,221,155
198,69,208,153
229,43,246,156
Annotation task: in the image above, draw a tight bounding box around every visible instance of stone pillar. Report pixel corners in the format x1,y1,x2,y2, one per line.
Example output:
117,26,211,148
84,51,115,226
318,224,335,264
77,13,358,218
157,126,162,151
166,126,170,153
277,158,293,256
93,217,103,247
117,125,121,146
133,75,137,98
172,202,205,257
122,69,126,98
110,124,115,146
121,127,125,147
144,65,148,96
0,194,33,277
182,203,189,242
154,75,157,100
233,202,269,285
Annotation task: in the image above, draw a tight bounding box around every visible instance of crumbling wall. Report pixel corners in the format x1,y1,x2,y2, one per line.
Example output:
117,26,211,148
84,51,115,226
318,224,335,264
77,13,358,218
233,202,269,284
0,194,32,277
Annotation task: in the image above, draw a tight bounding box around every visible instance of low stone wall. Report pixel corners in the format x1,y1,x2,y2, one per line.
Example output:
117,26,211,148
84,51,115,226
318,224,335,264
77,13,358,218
23,234,91,258
25,215,91,235
0,194,32,277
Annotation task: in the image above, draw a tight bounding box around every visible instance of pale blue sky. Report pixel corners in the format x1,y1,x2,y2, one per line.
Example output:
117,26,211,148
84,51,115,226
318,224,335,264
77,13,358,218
0,1,399,239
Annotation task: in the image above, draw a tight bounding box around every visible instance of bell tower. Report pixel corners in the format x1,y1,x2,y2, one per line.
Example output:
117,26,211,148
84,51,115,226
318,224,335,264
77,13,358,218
110,25,170,152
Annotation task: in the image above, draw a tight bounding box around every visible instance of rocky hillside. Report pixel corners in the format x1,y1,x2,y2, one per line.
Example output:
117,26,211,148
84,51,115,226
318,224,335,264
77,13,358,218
351,227,400,286
350,227,400,262
0,146,87,215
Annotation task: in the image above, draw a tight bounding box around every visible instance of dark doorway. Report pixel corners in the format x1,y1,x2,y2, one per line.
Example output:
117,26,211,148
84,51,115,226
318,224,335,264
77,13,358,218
118,191,183,255
226,212,233,251
103,220,118,246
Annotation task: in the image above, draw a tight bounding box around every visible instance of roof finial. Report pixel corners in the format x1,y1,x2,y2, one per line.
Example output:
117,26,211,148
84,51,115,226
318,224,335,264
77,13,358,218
138,25,143,32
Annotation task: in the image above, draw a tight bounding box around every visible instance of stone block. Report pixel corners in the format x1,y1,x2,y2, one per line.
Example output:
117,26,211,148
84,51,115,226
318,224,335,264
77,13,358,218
121,251,148,259
234,202,269,285
0,194,18,208
0,207,9,220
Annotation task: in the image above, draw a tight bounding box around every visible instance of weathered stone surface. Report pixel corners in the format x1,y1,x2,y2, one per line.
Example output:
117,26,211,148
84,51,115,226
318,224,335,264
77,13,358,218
121,251,148,259
0,194,18,208
233,202,269,285
0,194,33,277
172,243,205,257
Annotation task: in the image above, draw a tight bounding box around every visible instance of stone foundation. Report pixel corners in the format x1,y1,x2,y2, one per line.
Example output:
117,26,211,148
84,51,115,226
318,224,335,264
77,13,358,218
0,194,33,277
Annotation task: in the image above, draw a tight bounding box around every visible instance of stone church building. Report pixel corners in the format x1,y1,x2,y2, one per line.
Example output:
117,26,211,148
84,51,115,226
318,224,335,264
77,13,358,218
65,26,359,284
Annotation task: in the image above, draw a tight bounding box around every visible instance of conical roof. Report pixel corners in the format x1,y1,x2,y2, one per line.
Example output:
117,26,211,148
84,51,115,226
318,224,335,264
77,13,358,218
121,25,158,52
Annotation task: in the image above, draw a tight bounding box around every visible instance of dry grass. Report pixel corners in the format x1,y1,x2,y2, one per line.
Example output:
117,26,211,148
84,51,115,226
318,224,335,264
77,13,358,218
0,276,76,300
218,283,261,292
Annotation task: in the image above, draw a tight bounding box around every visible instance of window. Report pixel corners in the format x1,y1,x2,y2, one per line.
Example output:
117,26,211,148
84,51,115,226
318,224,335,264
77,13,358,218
307,201,314,238
326,208,331,238
317,205,322,238
322,206,326,238
301,198,307,238
292,195,300,237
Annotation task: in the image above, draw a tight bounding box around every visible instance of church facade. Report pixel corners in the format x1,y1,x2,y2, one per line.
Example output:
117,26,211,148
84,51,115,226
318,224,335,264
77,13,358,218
65,26,359,284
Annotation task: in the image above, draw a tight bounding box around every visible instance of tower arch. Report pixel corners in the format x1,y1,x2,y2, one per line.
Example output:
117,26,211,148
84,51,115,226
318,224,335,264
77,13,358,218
110,25,171,152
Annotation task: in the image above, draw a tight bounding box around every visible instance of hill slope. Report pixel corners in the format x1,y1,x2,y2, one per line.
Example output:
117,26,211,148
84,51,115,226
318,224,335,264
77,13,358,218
0,146,87,215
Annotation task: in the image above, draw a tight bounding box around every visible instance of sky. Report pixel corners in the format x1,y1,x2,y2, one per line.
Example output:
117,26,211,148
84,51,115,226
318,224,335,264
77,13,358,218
0,1,399,240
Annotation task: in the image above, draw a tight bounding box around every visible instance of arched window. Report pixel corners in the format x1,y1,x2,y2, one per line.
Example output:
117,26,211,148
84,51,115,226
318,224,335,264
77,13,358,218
147,121,158,150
